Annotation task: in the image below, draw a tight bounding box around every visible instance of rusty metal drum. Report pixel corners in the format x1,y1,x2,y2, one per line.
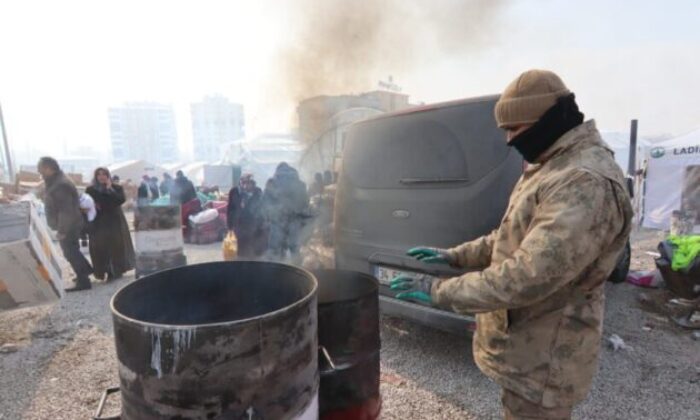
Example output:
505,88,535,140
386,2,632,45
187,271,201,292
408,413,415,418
313,270,381,420
110,261,319,420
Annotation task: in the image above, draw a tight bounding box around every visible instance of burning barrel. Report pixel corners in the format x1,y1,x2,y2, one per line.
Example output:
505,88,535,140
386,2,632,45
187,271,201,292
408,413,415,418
110,261,319,420
313,270,381,420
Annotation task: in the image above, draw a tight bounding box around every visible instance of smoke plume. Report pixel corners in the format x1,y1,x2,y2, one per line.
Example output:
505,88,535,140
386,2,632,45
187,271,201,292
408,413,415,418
277,0,505,103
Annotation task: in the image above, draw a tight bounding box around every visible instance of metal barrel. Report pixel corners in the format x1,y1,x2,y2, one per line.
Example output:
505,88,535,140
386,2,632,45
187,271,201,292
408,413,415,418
313,270,381,419
110,261,319,420
133,205,187,278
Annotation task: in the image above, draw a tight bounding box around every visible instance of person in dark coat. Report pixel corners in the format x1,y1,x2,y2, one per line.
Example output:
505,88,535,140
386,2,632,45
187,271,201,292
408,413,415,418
308,172,324,197
323,170,334,186
38,157,93,292
170,170,197,205
86,167,135,281
263,163,309,260
160,173,173,196
227,174,264,258
262,177,281,256
137,175,151,206
149,177,160,200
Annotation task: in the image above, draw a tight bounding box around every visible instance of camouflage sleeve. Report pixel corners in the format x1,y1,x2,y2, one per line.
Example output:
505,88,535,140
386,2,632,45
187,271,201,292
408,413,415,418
433,171,617,313
447,230,496,270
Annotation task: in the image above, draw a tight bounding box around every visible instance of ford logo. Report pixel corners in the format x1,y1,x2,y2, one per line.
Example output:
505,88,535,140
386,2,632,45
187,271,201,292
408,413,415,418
392,210,410,219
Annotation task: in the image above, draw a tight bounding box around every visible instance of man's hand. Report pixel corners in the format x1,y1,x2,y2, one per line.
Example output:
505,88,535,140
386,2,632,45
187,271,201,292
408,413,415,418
407,247,455,266
390,274,438,304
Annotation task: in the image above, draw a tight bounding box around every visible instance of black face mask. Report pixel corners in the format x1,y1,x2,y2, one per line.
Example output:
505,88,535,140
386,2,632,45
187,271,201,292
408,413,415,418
508,94,584,163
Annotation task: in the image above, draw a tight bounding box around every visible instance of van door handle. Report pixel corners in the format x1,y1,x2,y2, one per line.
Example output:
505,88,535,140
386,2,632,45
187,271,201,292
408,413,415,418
339,227,363,238
399,178,469,184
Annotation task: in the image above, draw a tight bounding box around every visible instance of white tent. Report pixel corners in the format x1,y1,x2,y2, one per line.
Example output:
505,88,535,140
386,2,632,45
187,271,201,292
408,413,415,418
642,128,700,230
179,162,207,186
221,134,304,184
107,160,165,183
160,161,208,186
163,162,187,174
203,164,239,191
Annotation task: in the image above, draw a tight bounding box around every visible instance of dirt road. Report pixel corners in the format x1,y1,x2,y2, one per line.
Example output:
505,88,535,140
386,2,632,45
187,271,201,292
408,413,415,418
1,231,698,419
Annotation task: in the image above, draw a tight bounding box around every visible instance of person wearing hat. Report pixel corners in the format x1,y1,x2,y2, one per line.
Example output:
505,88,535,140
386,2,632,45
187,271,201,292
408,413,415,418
227,173,265,258
391,70,633,419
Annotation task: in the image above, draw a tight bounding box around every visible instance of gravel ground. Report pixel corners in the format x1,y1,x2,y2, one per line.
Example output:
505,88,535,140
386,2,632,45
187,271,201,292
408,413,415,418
1,230,699,419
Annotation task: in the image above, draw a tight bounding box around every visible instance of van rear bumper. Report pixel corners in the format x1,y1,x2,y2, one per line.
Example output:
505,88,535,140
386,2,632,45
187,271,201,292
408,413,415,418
379,295,476,335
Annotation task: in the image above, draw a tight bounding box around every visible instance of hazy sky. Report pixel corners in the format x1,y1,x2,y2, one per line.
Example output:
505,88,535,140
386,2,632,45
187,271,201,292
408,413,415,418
1,0,699,163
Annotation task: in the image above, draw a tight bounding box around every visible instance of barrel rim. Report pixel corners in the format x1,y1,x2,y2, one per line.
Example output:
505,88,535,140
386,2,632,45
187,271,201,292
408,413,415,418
312,269,378,304
110,261,318,329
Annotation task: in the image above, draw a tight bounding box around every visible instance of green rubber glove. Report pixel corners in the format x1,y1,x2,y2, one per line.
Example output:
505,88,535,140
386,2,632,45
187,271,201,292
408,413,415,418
407,247,455,265
390,274,434,304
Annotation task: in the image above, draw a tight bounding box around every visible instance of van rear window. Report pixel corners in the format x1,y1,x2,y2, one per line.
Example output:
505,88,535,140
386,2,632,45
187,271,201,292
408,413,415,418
343,117,469,189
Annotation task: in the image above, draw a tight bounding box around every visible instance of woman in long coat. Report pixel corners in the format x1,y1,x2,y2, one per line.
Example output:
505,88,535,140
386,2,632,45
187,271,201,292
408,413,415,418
86,167,135,280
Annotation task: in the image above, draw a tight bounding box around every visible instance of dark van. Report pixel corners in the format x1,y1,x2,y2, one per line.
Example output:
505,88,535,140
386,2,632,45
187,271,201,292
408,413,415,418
334,95,522,334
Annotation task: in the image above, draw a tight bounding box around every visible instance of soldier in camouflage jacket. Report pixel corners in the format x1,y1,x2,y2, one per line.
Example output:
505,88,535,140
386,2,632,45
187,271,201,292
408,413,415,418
394,70,633,419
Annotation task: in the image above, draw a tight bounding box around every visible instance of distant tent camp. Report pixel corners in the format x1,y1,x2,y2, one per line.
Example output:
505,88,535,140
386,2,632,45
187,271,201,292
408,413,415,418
642,128,700,230
221,134,304,183
179,162,207,186
163,162,186,175
161,162,207,186
203,164,241,191
107,160,165,184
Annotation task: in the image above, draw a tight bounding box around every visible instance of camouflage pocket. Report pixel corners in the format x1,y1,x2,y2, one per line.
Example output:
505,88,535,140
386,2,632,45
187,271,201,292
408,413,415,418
475,310,511,371
476,310,509,331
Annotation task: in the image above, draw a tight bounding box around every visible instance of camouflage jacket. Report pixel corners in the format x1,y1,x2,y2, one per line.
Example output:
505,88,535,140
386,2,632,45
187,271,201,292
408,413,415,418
433,120,633,407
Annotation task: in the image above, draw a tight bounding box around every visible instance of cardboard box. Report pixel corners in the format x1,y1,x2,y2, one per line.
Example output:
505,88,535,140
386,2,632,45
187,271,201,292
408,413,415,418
16,170,42,184
66,173,84,186
0,201,64,311
15,170,43,194
0,182,18,198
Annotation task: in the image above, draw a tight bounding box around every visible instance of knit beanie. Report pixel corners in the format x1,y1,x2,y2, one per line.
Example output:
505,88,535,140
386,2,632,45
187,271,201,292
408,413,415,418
494,69,571,128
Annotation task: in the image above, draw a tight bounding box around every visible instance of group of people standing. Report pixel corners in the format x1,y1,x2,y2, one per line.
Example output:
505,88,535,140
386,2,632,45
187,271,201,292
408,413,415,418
137,170,197,206
39,156,315,290
39,157,135,292
227,162,310,260
137,175,160,205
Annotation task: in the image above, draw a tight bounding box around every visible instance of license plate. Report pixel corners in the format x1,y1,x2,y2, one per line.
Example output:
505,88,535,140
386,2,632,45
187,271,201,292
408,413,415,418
373,265,432,286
